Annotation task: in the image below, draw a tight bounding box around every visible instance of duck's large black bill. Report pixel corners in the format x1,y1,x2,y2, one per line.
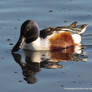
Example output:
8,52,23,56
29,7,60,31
12,35,23,52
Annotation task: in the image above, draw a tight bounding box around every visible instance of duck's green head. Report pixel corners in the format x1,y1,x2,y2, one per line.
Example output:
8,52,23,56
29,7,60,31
21,20,39,43
12,20,39,52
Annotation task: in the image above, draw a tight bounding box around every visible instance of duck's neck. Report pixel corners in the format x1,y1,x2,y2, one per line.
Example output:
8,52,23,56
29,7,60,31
25,35,38,44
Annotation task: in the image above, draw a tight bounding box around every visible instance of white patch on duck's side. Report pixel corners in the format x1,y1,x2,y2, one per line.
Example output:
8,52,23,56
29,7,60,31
72,34,81,44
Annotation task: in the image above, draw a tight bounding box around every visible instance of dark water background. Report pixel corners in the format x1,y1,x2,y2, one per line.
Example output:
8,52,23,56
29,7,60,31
0,0,92,92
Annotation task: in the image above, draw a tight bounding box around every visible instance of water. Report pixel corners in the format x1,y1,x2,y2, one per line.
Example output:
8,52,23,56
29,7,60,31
0,0,92,92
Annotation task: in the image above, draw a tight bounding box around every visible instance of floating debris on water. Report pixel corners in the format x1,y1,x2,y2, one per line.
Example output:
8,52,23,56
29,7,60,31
7,38,12,42
18,80,23,83
49,9,53,12
6,38,14,45
9,43,13,45
14,72,18,74
64,20,68,23
60,84,64,87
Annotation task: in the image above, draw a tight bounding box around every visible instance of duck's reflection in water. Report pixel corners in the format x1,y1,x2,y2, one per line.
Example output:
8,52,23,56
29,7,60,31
11,46,88,84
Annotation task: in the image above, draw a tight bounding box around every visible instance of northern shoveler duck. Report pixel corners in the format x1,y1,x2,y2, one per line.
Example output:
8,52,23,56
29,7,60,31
12,20,88,52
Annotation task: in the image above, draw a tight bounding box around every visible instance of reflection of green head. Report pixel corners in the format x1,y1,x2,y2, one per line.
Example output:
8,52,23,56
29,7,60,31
24,76,37,84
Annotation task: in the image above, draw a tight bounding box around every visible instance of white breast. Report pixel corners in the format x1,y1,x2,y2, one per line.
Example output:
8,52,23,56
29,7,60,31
22,37,50,51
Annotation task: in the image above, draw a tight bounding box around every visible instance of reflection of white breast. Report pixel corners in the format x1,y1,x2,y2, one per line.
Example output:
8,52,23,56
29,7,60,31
23,50,50,63
23,44,82,63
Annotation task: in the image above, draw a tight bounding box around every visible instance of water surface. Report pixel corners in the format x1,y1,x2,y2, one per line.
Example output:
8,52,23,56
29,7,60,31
0,0,92,92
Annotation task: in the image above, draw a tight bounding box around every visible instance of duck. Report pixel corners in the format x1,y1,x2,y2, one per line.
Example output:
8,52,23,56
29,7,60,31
12,20,88,52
